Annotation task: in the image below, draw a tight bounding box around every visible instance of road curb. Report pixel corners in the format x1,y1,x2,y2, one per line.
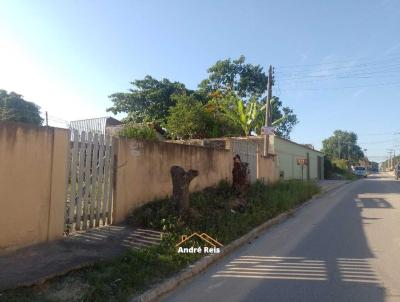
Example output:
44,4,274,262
132,180,350,302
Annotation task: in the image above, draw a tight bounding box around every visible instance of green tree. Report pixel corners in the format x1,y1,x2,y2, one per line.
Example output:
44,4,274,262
199,56,298,138
254,97,298,139
203,98,243,138
199,55,267,100
218,94,259,136
0,90,43,125
107,76,193,124
166,94,209,139
322,130,364,164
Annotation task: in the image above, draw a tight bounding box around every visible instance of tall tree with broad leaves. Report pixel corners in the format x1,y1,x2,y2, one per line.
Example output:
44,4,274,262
200,56,298,138
107,75,197,124
322,130,364,164
166,94,210,139
218,93,259,136
199,55,267,101
254,97,298,139
0,90,43,126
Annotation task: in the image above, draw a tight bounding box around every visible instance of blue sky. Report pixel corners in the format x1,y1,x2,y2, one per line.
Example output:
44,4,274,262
1,0,400,161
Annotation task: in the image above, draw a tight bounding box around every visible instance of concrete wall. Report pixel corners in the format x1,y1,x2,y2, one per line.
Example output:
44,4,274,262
0,122,69,252
113,139,233,223
257,154,280,183
270,135,324,180
0,127,283,251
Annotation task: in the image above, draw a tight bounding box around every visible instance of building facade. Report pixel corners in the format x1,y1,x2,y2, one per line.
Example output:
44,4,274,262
270,136,324,180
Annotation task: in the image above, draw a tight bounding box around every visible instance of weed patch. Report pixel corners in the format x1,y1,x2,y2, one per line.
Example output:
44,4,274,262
1,180,319,302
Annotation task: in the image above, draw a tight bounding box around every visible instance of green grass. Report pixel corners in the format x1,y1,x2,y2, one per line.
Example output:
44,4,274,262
1,180,319,302
340,171,357,180
0,242,199,302
130,180,320,245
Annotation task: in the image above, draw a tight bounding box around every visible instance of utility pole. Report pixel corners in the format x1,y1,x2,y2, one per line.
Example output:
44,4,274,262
393,150,396,169
391,153,393,170
338,137,341,159
263,65,274,156
266,65,273,127
45,111,48,127
387,149,396,170
388,150,393,171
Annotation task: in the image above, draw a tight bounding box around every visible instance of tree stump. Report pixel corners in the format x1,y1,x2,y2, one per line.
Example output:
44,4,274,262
170,166,199,212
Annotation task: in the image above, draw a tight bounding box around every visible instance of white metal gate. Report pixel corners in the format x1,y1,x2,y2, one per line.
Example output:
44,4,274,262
65,130,115,233
232,139,258,183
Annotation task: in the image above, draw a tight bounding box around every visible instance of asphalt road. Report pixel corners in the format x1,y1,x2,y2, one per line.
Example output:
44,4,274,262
162,174,400,302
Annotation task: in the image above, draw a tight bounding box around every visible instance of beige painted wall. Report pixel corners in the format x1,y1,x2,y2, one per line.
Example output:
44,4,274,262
113,139,233,223
0,127,294,252
257,154,279,183
270,135,324,180
0,122,69,252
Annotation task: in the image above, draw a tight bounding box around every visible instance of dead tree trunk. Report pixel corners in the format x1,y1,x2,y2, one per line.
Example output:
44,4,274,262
170,166,199,212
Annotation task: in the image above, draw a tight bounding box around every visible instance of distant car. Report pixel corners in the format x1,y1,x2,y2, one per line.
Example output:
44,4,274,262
353,166,367,178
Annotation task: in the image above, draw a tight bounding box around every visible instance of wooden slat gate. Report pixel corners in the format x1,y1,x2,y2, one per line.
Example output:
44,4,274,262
65,130,115,233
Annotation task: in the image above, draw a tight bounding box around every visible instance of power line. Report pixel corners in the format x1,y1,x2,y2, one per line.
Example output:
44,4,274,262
276,62,400,81
277,69,400,82
278,80,400,91
276,51,400,69
275,54,400,93
359,139,400,145
47,115,68,123
278,62,400,78
358,131,400,136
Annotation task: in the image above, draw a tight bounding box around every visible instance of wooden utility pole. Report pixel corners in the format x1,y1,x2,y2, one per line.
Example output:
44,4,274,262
263,65,274,156
45,111,48,127
392,150,396,169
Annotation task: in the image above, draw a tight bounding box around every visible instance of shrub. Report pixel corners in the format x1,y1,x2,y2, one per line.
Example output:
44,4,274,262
166,94,209,139
332,159,349,171
324,158,357,180
119,124,157,140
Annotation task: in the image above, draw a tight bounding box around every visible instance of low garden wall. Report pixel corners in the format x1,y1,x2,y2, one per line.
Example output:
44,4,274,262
113,139,234,223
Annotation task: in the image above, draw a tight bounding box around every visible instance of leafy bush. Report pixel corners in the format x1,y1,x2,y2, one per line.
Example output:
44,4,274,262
325,158,356,180
166,94,209,139
332,159,348,171
119,124,157,140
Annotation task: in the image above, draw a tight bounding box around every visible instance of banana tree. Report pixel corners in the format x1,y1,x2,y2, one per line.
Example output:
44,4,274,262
217,94,293,137
219,94,260,136
255,97,289,134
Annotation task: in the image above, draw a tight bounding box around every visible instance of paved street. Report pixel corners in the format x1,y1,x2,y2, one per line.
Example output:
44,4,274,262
162,174,400,302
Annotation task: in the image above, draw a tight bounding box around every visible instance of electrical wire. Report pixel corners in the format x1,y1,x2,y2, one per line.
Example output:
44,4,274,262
277,51,400,69
275,53,400,92
278,80,400,91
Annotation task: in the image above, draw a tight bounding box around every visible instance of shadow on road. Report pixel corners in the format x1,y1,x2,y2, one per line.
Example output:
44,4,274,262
211,179,397,302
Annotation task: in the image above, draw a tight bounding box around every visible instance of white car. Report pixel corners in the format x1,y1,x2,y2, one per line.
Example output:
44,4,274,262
353,166,367,178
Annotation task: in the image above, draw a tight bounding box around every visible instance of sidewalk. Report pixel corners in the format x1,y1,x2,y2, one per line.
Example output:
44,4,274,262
0,225,162,290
